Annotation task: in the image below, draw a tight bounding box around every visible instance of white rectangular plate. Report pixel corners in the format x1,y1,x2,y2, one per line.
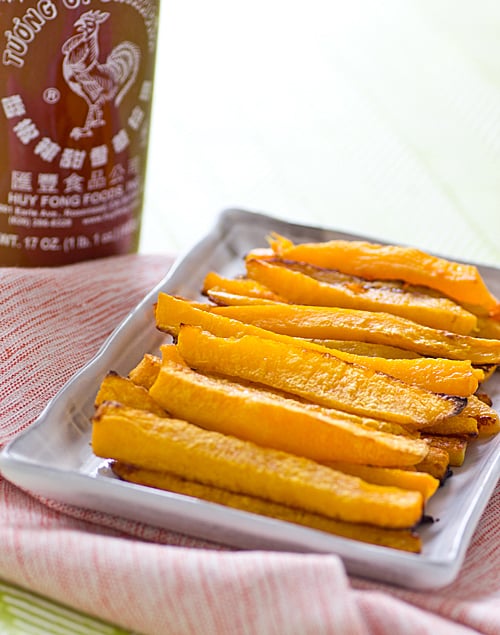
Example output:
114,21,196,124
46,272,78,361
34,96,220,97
1,208,499,590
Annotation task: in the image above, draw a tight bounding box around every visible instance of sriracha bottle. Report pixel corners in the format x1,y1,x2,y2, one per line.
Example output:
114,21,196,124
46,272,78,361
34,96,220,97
0,0,160,265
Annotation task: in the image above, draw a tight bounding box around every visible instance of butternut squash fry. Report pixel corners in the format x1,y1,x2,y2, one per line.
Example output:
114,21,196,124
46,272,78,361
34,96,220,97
268,233,500,314
202,271,285,302
425,396,500,436
209,303,500,364
323,462,439,501
161,340,418,439
156,293,420,358
245,257,477,334
94,372,168,417
112,461,422,552
264,257,495,327
420,413,478,436
253,257,425,291
128,354,161,389
475,316,500,340
412,445,450,482
149,345,429,466
422,435,468,467
91,402,423,528
156,292,278,340
414,445,451,483
160,342,429,445
320,355,479,397
466,395,500,437
175,325,466,426
348,417,416,438
311,339,422,359
156,293,378,361
474,365,497,382
207,290,282,306
156,294,483,395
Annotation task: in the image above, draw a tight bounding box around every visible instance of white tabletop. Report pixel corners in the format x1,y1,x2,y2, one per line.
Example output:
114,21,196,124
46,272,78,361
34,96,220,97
140,0,500,268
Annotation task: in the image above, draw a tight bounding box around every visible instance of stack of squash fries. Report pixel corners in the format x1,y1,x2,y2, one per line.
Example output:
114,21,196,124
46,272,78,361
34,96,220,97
91,234,500,553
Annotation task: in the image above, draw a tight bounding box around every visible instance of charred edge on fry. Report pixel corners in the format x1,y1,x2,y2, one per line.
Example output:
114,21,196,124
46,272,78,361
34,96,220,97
439,467,454,486
419,514,436,525
440,394,468,416
474,391,493,406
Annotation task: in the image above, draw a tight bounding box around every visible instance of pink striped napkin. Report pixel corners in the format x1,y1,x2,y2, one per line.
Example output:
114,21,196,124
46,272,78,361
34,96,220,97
0,254,499,635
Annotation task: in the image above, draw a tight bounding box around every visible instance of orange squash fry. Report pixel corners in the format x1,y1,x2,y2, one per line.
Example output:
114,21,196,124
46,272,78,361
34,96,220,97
154,345,420,440
323,462,439,501
91,402,423,528
112,462,422,553
466,395,500,437
94,372,168,417
202,271,285,302
412,445,450,482
301,339,422,359
156,345,418,442
317,354,480,397
245,257,477,334
475,316,500,340
148,345,429,466
475,365,497,382
422,435,468,467
128,354,161,389
207,289,282,306
420,413,478,436
156,294,482,395
208,303,500,364
175,325,466,427
268,233,500,315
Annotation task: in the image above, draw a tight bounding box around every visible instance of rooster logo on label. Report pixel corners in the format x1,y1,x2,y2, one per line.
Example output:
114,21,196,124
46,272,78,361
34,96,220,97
62,10,140,140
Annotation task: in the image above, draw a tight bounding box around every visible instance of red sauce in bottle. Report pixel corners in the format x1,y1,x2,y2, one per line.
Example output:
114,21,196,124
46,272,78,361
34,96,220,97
0,0,160,266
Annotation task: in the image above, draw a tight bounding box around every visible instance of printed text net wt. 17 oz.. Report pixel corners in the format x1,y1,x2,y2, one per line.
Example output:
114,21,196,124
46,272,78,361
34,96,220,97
0,0,160,266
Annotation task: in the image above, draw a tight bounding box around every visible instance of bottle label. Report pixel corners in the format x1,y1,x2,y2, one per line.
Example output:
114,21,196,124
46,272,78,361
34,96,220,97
0,0,160,265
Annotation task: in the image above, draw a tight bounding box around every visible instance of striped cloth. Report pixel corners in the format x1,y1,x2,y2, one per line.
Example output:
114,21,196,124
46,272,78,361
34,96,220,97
0,254,499,635
0,581,130,635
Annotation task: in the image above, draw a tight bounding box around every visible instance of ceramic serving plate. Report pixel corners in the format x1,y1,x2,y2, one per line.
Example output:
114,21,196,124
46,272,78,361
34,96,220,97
1,208,499,590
